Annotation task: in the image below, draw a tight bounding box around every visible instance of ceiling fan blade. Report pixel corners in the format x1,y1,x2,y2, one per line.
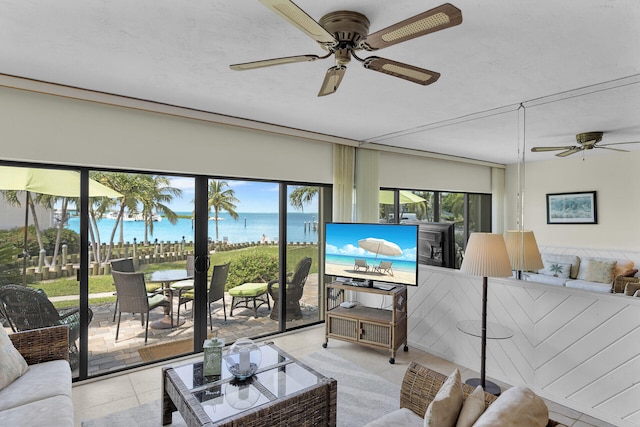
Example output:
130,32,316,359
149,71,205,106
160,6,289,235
230,54,325,70
598,141,640,147
361,3,462,51
259,0,337,47
318,66,346,97
598,146,629,153
530,146,576,152
363,57,440,85
556,147,583,157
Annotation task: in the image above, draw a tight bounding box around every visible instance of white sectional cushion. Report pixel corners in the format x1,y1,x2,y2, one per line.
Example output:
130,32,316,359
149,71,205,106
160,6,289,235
0,394,73,427
565,279,612,293
364,408,423,427
0,360,71,411
472,387,548,427
0,327,29,392
424,369,463,427
523,273,566,287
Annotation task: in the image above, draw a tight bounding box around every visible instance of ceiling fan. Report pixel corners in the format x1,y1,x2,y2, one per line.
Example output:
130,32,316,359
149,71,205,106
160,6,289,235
530,132,640,157
230,0,462,96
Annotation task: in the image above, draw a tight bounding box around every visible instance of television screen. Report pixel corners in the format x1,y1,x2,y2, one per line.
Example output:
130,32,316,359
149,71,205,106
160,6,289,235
324,222,419,286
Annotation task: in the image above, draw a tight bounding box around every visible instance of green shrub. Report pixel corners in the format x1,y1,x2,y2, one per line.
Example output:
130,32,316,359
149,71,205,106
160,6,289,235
0,242,23,286
0,226,80,258
226,250,278,289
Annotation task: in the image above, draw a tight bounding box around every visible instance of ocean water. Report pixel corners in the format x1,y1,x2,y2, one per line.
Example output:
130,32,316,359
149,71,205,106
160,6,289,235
66,212,319,244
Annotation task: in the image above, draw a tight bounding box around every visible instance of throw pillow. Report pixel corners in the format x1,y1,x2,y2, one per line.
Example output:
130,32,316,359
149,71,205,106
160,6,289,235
624,281,640,297
614,260,634,278
541,260,571,278
423,369,463,427
472,386,548,427
0,326,29,391
585,259,617,284
455,385,485,427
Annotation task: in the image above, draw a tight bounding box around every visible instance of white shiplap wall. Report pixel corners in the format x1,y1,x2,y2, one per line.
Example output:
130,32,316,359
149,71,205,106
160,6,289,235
408,264,640,427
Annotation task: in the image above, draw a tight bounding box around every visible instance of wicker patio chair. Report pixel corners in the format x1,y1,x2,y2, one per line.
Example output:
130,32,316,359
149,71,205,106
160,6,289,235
176,262,230,330
267,257,312,321
0,284,93,367
110,257,136,322
111,270,170,344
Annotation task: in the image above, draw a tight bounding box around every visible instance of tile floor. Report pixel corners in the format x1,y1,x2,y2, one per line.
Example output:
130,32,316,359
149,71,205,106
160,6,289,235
72,324,617,427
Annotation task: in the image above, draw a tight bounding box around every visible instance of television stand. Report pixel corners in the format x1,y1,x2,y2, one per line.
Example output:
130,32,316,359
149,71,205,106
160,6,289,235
323,282,408,364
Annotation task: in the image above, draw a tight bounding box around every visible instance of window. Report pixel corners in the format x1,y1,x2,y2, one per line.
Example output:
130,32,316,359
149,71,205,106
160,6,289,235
379,188,491,268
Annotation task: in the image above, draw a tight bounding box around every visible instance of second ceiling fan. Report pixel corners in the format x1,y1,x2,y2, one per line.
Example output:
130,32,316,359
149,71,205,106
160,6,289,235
531,132,640,157
230,1,462,96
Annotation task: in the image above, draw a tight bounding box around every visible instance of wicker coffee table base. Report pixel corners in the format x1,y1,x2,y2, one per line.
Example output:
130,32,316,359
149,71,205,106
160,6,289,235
162,360,337,426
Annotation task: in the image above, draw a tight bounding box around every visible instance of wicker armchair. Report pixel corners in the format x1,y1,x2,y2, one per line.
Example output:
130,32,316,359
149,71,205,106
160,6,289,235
0,284,92,366
267,257,312,321
8,325,69,365
111,270,170,343
399,362,560,426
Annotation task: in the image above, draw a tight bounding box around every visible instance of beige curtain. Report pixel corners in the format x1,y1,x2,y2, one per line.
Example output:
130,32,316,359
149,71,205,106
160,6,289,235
355,148,380,224
492,167,505,234
333,144,355,222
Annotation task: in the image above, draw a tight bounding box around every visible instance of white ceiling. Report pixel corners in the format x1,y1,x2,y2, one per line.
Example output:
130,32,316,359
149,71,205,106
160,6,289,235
2,0,640,165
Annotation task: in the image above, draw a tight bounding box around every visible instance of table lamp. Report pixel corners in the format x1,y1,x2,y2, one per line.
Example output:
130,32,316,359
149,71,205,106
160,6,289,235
459,233,513,395
504,230,543,279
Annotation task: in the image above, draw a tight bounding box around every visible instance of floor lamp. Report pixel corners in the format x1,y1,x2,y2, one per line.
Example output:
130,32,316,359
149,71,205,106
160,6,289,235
459,233,513,395
504,230,543,279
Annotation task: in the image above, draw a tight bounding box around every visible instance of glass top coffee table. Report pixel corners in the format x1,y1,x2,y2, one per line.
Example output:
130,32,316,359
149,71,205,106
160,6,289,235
162,342,337,426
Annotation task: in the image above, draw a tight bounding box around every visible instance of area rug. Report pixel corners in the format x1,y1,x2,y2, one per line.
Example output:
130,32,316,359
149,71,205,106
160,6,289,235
137,338,194,363
82,350,401,427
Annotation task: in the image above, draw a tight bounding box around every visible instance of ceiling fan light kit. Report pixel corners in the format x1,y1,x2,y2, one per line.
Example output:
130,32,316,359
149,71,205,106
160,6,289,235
230,1,462,96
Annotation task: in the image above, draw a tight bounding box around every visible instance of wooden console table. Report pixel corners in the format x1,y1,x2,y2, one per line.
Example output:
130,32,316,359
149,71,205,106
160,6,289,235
323,282,408,363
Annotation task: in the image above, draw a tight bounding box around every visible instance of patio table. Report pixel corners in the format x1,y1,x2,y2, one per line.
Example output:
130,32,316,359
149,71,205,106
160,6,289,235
147,269,193,329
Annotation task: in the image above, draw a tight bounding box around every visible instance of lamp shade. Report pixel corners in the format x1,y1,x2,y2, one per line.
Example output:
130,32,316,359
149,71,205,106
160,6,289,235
504,230,543,271
460,233,513,278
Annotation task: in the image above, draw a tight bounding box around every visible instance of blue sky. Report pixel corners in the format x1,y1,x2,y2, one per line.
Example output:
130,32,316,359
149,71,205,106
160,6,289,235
168,177,317,213
325,223,418,261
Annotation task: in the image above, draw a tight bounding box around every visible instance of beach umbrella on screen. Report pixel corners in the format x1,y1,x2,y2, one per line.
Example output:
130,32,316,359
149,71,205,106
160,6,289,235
358,237,402,261
0,166,123,284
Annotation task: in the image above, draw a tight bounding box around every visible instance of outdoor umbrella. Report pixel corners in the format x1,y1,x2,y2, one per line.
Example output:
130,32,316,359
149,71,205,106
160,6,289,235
358,237,402,261
379,190,426,205
0,166,122,284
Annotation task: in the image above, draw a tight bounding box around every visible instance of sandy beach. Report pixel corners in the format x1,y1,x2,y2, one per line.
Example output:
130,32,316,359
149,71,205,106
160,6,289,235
325,259,416,285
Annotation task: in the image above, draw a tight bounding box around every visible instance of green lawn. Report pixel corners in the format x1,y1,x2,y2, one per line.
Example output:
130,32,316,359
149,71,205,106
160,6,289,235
38,245,318,308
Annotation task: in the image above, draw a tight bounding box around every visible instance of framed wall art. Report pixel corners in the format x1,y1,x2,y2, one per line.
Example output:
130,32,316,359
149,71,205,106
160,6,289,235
546,191,597,224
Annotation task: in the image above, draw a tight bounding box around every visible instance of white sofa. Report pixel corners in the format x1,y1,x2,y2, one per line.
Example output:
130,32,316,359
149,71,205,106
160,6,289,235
0,326,73,426
523,253,636,293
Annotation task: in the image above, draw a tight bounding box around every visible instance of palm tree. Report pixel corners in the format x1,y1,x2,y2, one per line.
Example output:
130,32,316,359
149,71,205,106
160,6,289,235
138,175,182,244
91,172,143,261
208,180,239,241
1,190,56,266
289,186,318,212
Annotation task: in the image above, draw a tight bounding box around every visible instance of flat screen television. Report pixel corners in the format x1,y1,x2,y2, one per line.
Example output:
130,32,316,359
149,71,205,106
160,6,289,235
324,222,419,286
